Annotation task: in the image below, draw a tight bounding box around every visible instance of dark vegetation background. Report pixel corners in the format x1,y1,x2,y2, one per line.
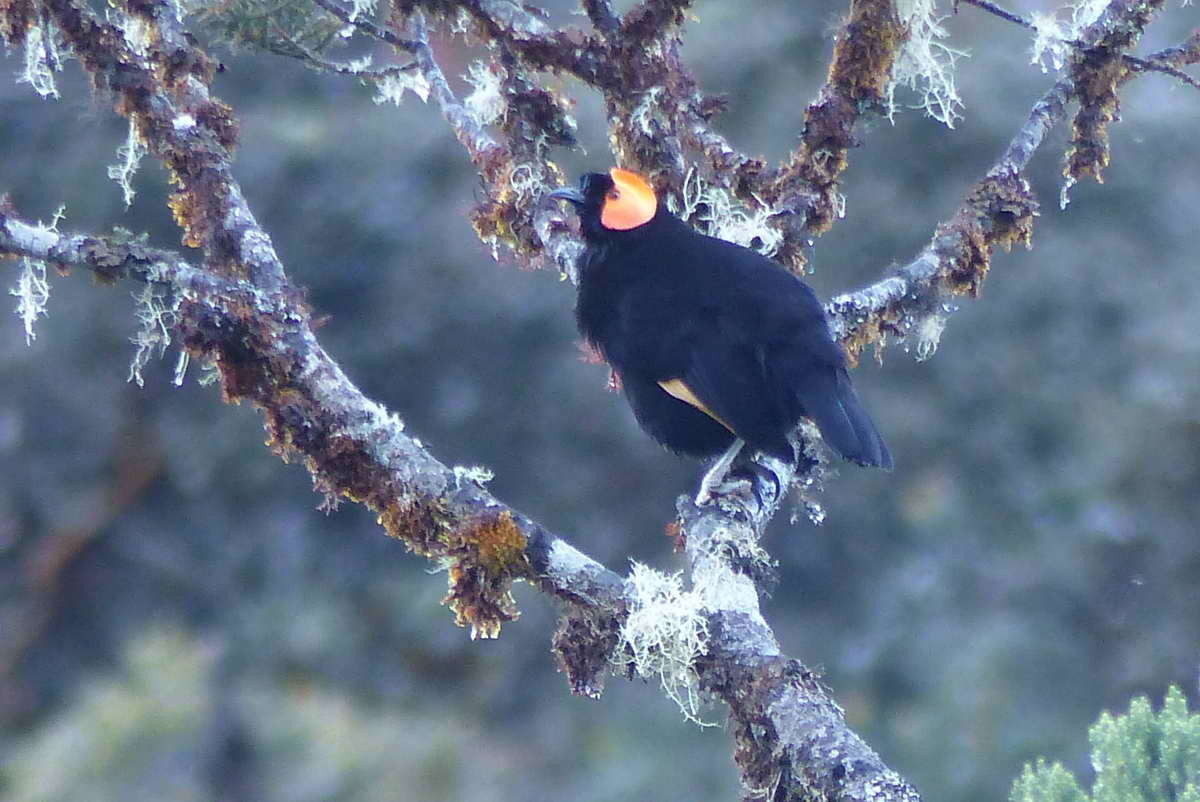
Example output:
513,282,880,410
2,0,1198,799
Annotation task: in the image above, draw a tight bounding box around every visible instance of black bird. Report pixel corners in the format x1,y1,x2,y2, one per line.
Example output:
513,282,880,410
549,168,892,502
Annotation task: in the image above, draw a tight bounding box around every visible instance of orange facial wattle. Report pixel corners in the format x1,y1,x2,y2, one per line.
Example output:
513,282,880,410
600,168,658,230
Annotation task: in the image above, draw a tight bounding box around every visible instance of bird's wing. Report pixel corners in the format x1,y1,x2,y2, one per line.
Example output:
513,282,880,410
657,377,735,433
659,320,795,460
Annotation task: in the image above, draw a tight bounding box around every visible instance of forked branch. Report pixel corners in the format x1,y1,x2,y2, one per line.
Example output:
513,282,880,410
2,0,1195,798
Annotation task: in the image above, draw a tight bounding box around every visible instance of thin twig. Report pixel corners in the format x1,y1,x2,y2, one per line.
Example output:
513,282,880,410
0,205,626,616
9,0,1192,799
959,0,1200,90
1,196,917,800
1124,46,1200,91
766,0,908,266
310,0,420,50
831,0,1181,359
269,20,419,78
958,0,1037,30
311,0,501,158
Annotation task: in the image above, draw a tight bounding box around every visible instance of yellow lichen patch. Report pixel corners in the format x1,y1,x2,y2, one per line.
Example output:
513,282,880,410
827,0,906,103
457,509,527,575
840,311,900,367
168,191,205,249
937,215,990,298
938,171,1038,298
973,173,1037,253
470,199,512,251
377,496,450,558
438,510,529,639
1066,55,1126,184
443,561,519,640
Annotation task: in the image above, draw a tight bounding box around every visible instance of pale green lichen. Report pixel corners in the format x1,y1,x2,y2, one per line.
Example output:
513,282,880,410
889,0,967,127
172,350,190,386
1068,0,1110,33
373,69,430,105
1030,12,1072,72
910,310,947,361
690,531,773,613
453,464,495,487
108,119,148,208
9,206,64,345
128,282,180,387
673,169,782,257
1060,174,1078,210
197,359,221,386
12,257,51,346
19,24,62,99
507,163,544,205
119,10,154,58
463,61,506,127
1030,0,1109,73
615,562,713,725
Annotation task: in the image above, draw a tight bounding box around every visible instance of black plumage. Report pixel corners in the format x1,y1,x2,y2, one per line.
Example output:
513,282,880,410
550,169,892,474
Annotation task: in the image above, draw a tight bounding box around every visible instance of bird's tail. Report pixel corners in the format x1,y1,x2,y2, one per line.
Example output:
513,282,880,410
794,368,893,470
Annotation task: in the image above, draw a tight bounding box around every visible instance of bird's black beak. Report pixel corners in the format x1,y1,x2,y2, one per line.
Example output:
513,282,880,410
547,186,585,206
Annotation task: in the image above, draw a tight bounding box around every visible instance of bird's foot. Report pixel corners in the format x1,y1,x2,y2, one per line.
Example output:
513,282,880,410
694,439,748,506
694,474,754,507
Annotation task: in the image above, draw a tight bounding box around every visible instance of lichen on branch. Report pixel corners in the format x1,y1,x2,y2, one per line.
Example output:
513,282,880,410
3,0,1196,799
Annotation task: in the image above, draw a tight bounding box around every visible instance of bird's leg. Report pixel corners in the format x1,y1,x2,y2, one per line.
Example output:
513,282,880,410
695,438,746,506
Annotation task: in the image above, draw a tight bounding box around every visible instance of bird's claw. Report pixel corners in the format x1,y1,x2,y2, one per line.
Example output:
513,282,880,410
694,474,754,506
694,438,748,505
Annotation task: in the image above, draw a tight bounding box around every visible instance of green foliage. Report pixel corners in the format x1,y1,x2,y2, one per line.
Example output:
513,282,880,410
1011,759,1087,802
3,629,212,802
1012,687,1200,802
188,0,344,57
1091,687,1200,802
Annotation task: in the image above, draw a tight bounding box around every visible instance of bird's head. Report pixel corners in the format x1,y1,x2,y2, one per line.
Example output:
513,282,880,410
548,168,658,238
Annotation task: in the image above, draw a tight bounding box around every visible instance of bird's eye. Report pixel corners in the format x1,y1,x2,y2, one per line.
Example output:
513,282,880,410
607,190,621,201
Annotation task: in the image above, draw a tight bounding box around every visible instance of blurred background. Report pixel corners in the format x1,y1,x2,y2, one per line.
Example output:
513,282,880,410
2,1,1198,799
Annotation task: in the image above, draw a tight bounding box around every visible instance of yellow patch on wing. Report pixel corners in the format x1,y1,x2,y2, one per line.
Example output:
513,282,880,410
658,378,735,433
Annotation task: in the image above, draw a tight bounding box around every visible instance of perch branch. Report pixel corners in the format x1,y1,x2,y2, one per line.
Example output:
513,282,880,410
959,0,1200,90
0,204,624,627
393,0,889,272
2,0,1188,797
2,195,920,800
767,0,908,266
828,0,1179,362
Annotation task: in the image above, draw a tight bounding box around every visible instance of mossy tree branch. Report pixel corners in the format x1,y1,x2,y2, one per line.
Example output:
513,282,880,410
2,0,1196,798
0,196,916,802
